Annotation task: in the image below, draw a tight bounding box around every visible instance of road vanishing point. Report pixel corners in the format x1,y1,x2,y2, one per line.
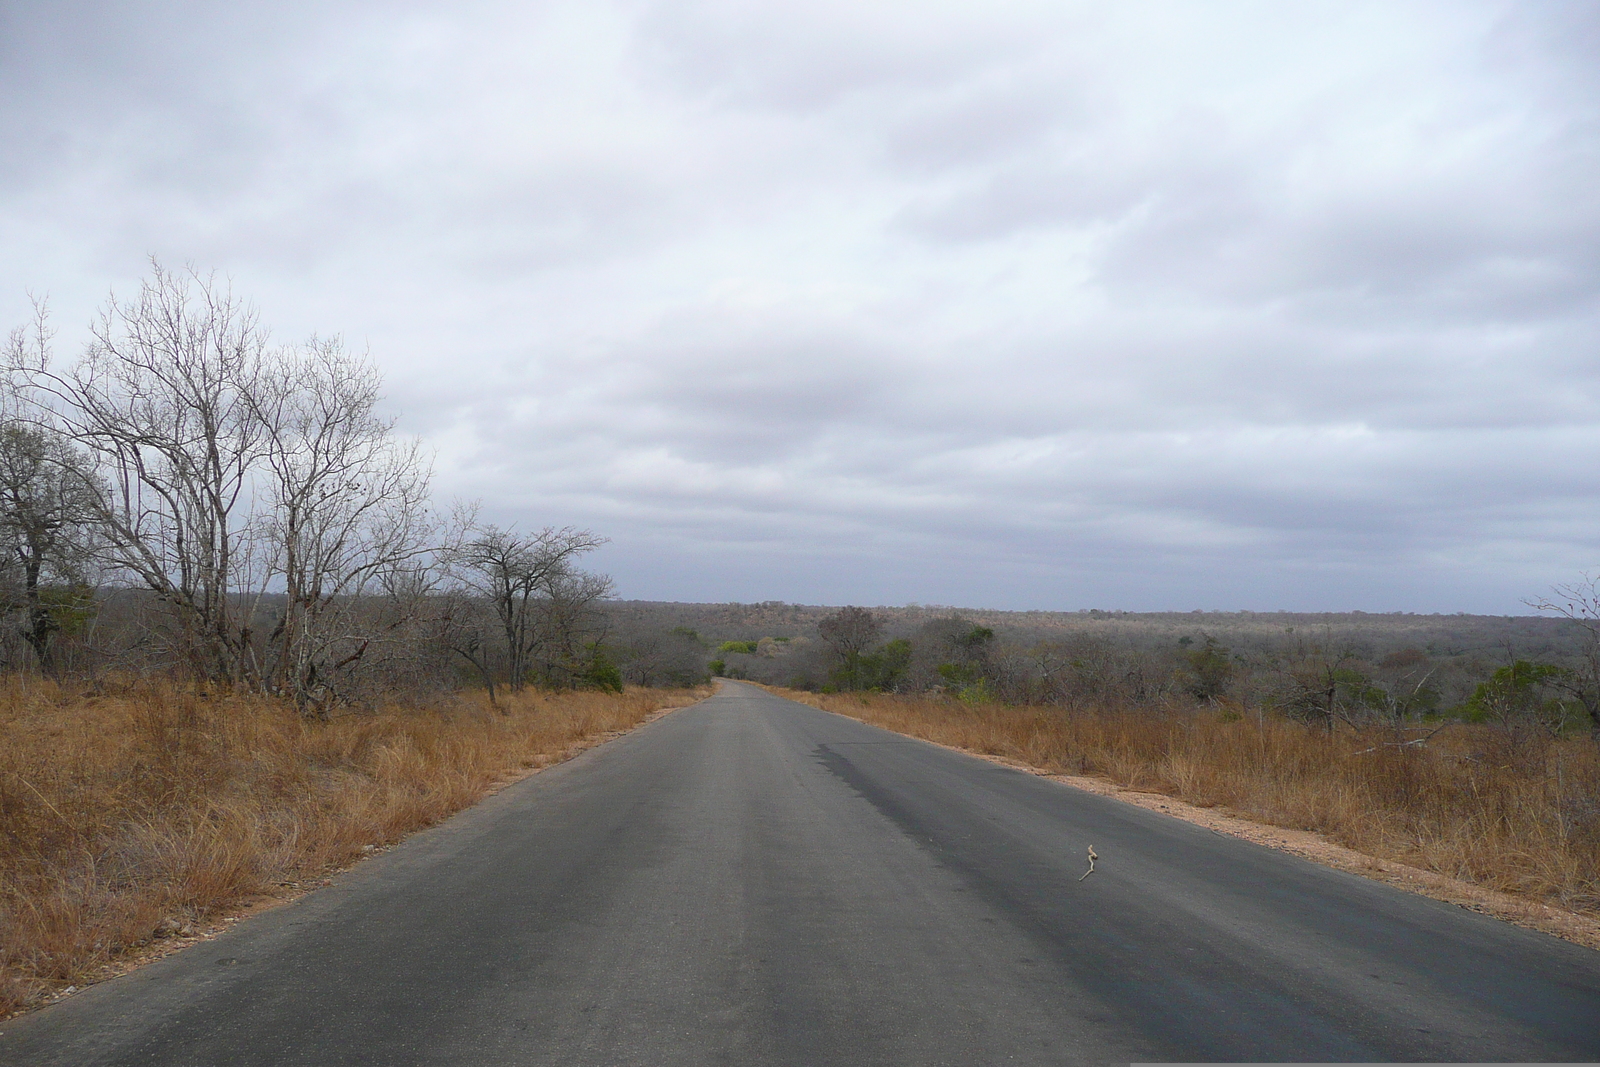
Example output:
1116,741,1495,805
4,681,1599,1065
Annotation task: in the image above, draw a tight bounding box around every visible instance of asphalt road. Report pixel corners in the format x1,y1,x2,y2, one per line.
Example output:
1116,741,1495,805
5,681,1600,1065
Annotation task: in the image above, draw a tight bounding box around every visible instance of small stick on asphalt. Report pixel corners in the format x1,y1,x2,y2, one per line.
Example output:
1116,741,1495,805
1079,845,1098,881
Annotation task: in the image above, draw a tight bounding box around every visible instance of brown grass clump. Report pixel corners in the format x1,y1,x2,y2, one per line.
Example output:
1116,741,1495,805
0,677,708,1017
780,689,1600,919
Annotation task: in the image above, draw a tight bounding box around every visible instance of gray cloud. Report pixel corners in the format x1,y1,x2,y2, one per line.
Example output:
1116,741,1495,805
3,0,1598,612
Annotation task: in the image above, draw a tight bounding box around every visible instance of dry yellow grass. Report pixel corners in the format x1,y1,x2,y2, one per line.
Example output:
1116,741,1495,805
0,677,709,1017
777,688,1600,919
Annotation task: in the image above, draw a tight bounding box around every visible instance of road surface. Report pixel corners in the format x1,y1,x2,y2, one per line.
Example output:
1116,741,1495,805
4,681,1599,1064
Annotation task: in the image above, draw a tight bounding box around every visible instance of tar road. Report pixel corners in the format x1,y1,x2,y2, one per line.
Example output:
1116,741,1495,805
3,681,1598,1065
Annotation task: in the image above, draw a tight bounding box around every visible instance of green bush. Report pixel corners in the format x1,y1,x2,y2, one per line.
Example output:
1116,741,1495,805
938,661,981,687
1183,635,1233,702
1463,660,1581,734
580,645,624,693
831,638,912,692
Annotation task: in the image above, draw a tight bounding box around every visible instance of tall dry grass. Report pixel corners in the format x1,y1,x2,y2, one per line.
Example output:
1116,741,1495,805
784,689,1600,917
0,677,708,1016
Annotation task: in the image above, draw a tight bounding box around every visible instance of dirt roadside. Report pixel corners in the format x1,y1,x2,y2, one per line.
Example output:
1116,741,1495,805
754,683,1600,954
969,744,1600,951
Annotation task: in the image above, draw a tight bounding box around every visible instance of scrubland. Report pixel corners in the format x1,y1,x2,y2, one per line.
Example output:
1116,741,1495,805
0,678,707,1017
780,688,1600,920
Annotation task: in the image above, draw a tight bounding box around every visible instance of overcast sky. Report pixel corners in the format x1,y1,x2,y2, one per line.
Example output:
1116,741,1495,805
3,1,1598,612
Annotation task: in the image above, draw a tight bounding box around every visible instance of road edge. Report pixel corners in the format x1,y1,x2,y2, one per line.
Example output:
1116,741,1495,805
1,685,717,1023
756,683,1600,954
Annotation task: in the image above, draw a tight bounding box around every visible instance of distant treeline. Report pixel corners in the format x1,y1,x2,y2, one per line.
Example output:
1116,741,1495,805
603,599,1600,739
6,264,1600,736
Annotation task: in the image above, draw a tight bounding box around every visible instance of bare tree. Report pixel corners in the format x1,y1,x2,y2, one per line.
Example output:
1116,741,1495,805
252,338,440,715
817,605,881,689
1024,634,1137,707
7,265,273,683
525,567,615,688
1263,631,1370,731
611,622,710,688
438,596,504,704
451,525,611,692
0,422,100,673
818,606,880,659
1531,575,1600,738
6,264,454,703
1367,648,1441,729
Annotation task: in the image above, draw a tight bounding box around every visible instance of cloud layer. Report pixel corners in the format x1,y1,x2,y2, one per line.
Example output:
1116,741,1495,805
4,0,1598,610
